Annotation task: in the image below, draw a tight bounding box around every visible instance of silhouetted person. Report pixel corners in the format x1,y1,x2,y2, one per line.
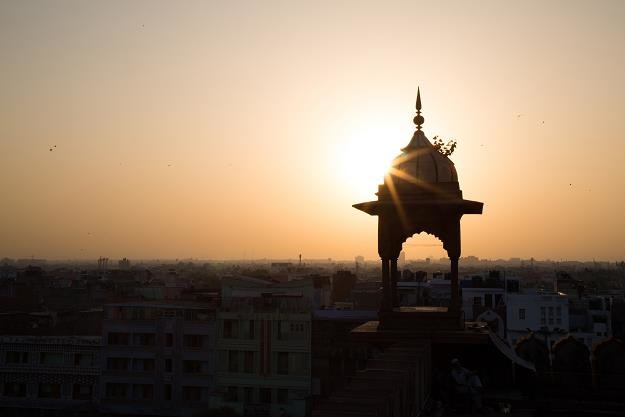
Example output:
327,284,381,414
450,358,483,412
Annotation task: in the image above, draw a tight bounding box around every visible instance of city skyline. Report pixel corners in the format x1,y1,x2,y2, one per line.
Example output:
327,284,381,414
2,1,625,261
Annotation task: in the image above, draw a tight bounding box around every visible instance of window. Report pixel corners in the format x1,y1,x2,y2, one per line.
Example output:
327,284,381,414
290,352,309,374
6,351,28,364
164,384,172,401
244,351,254,373
131,308,146,320
133,333,156,346
260,388,271,404
277,352,289,375
548,306,554,325
72,384,92,400
540,307,546,325
244,387,254,404
277,389,288,404
473,297,482,306
108,332,130,345
183,386,203,402
183,360,206,374
165,333,174,347
495,294,503,307
290,322,305,332
229,351,239,372
484,294,493,308
224,320,238,338
248,320,255,339
276,321,283,340
132,384,154,400
107,357,129,370
106,383,128,399
40,352,64,365
3,383,26,397
132,358,155,372
38,383,61,399
162,309,176,318
184,334,204,349
74,353,94,367
226,386,238,402
518,308,526,320
165,358,173,373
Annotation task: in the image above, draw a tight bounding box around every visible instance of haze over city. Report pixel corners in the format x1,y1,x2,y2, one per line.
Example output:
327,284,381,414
2,0,625,261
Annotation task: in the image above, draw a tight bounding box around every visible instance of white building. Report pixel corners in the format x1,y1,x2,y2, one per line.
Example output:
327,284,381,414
506,291,569,347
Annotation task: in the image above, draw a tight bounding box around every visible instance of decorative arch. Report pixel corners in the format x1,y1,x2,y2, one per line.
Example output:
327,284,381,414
515,333,551,374
552,335,591,388
593,337,625,390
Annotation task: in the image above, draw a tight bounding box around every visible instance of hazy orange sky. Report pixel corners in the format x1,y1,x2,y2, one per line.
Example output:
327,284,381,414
1,1,624,261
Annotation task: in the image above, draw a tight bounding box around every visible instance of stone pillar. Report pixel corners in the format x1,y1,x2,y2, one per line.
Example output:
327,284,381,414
381,258,391,312
390,258,399,308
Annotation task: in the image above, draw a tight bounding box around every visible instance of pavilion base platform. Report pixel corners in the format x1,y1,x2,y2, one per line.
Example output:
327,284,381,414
377,306,465,331
351,317,491,348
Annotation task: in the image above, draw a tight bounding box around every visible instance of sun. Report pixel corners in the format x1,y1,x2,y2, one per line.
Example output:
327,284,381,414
333,119,406,200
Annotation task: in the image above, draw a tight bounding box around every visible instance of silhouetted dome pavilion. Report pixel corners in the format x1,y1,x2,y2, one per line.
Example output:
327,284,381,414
353,87,483,316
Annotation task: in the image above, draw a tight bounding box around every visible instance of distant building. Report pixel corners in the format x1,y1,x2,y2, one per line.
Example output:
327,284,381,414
330,270,357,304
211,277,315,417
118,258,131,270
311,309,376,398
569,295,613,349
354,256,365,270
429,272,451,306
506,291,569,347
0,334,100,415
398,251,406,268
460,272,513,338
100,301,216,417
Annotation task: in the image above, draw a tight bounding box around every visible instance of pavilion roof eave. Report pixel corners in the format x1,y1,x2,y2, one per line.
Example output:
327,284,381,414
353,199,483,216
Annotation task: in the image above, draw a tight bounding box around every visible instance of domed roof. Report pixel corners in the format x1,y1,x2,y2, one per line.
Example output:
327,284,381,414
384,89,459,194
390,129,458,184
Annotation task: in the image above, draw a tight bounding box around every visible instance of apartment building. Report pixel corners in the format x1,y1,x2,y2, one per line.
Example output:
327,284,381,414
0,335,100,416
100,301,216,417
211,277,315,417
569,295,614,349
506,291,570,347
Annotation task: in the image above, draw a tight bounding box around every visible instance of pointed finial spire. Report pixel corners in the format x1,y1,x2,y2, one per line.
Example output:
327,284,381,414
416,87,422,111
413,87,424,131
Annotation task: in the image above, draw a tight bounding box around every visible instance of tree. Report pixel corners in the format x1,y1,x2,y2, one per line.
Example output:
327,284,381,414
432,135,457,156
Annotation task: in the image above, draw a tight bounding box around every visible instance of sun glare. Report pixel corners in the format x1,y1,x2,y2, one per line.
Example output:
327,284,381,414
334,120,406,200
